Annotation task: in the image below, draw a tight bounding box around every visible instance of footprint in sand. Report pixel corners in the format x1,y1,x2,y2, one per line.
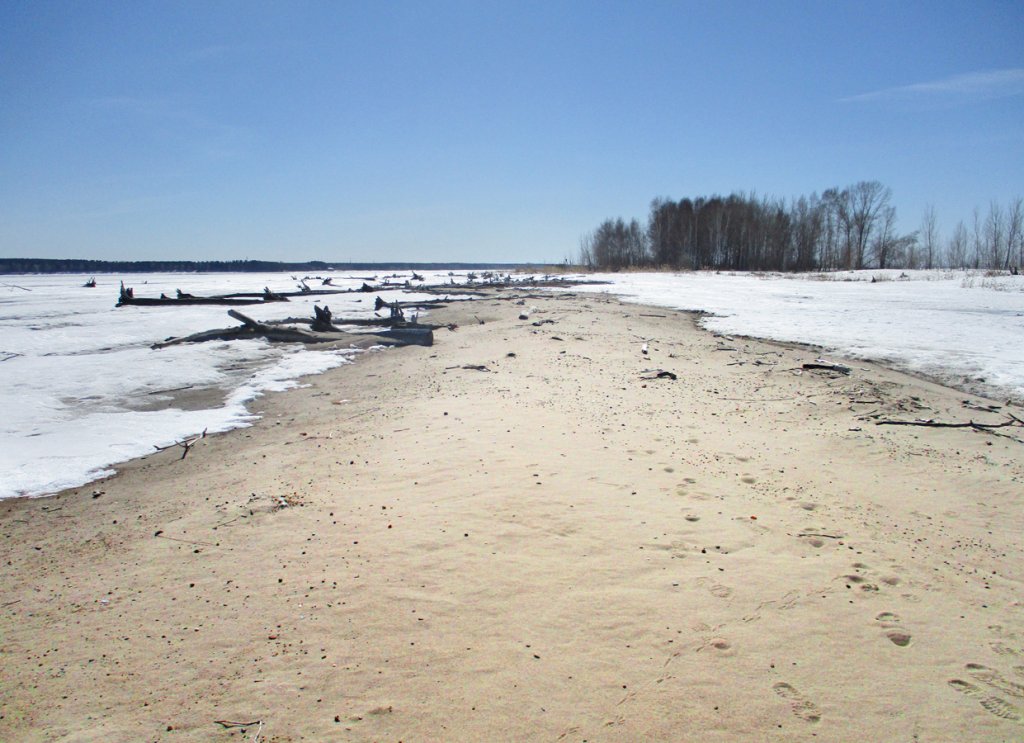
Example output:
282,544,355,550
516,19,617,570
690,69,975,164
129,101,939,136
777,591,800,610
773,682,821,723
990,641,1024,659
875,611,912,647
875,611,901,627
948,679,1022,722
965,663,1024,699
839,573,880,593
699,638,732,653
738,516,769,534
694,577,733,598
887,632,912,647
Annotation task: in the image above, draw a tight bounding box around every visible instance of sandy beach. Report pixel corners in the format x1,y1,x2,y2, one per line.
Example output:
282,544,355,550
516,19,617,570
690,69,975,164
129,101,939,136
2,289,1022,742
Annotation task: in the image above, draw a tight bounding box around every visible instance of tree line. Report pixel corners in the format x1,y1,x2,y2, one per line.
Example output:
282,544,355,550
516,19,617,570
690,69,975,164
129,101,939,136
0,258,527,275
579,182,1023,272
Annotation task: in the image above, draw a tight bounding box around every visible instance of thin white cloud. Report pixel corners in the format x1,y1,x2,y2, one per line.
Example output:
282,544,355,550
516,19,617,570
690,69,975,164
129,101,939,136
841,68,1024,104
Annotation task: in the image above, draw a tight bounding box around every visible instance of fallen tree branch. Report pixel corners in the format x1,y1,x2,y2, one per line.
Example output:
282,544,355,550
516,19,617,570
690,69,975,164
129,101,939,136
962,399,1003,412
802,362,851,375
446,364,492,372
639,369,677,380
212,515,245,529
374,295,449,311
154,533,218,547
228,308,433,346
154,309,433,348
214,718,264,742
721,396,798,402
146,384,194,396
154,429,207,460
875,415,1022,431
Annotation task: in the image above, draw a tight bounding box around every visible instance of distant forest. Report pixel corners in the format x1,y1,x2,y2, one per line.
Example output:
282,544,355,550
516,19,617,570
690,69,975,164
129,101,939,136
580,181,1023,272
0,258,526,275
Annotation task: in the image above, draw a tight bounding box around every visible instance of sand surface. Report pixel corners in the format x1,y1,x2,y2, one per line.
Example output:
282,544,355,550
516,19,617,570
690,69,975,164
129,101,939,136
2,290,1023,742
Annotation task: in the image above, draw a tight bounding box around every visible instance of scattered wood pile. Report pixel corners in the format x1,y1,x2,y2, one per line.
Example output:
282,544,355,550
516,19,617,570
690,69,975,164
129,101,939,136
117,272,606,308
129,272,608,350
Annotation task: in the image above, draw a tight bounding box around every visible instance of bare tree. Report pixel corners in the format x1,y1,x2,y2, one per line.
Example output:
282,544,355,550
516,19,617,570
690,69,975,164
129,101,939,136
1005,197,1023,270
873,206,899,268
577,231,593,268
819,188,845,270
791,194,823,271
984,202,1006,269
920,204,939,269
946,221,969,269
849,181,890,269
971,208,984,268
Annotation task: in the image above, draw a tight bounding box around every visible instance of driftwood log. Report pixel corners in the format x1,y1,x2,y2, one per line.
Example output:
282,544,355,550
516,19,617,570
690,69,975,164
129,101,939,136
152,309,432,349
374,295,450,311
311,304,336,332
117,282,290,307
802,361,851,375
264,314,424,329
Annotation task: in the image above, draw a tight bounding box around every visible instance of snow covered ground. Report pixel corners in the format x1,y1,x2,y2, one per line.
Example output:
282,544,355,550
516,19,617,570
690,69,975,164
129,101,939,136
1,268,1021,499
0,271,466,499
557,268,1024,402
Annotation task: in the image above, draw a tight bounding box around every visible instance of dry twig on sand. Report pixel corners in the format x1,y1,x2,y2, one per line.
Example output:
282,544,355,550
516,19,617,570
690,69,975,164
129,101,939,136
875,414,1022,431
445,364,492,372
875,414,1024,443
214,719,262,728
154,533,218,548
154,428,207,460
215,720,264,741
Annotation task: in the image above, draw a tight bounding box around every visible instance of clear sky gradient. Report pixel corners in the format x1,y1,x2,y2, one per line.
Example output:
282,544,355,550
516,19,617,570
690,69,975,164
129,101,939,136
2,1,1022,263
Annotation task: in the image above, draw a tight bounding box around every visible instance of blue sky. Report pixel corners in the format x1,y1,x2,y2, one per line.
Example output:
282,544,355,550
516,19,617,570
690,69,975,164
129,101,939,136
1,1,1022,263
